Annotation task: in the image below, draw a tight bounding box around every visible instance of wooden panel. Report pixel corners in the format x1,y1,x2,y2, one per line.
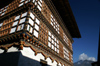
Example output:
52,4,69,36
69,52,73,63
69,52,71,62
0,16,15,37
5,0,20,14
59,26,63,39
59,42,64,58
42,1,51,23
0,0,30,16
68,38,72,50
39,22,48,45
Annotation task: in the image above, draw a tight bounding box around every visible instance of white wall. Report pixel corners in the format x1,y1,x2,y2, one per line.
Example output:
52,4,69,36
0,47,65,66
0,49,4,53
0,46,18,54
8,46,18,52
20,47,60,66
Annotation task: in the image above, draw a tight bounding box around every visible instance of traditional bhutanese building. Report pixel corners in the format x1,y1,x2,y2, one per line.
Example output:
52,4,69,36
0,0,81,66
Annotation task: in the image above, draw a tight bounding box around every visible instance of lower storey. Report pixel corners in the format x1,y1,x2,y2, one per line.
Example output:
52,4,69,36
0,46,72,66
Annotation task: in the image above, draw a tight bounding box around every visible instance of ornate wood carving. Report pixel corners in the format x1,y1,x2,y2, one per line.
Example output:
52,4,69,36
39,22,48,45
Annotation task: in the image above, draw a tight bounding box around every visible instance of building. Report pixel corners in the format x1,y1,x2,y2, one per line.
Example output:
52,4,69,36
0,0,81,66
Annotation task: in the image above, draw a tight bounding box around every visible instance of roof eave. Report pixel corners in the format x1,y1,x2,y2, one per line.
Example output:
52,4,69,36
51,0,81,38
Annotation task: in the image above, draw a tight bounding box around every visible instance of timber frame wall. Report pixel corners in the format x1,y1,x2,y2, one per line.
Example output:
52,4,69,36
0,0,74,66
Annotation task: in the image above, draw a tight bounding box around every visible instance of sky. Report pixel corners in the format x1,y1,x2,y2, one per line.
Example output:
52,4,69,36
68,0,100,62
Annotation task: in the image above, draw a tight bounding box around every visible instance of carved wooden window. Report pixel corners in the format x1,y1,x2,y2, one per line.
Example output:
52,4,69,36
63,33,69,46
36,18,40,25
35,24,39,31
0,23,3,28
34,30,38,38
51,15,60,34
63,47,69,60
12,21,18,26
20,2,24,6
29,18,34,26
10,27,16,33
27,25,33,33
27,12,40,38
10,12,27,33
48,42,51,47
17,24,24,31
48,31,59,53
33,18,40,38
0,5,8,16
19,0,30,7
15,15,20,21
19,18,26,24
32,0,42,11
21,12,27,18
30,12,35,19
1,12,4,15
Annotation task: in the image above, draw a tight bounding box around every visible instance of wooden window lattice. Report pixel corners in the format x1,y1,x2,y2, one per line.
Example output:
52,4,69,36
0,12,27,37
41,1,51,23
39,22,48,45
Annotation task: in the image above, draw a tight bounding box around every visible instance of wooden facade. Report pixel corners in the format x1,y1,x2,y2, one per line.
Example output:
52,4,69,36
0,0,81,66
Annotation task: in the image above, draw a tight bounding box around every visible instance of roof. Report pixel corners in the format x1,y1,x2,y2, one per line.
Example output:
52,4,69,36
0,0,13,8
51,0,81,38
0,0,81,38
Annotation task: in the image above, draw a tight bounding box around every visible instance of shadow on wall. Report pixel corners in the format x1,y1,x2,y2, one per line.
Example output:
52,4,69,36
0,52,50,66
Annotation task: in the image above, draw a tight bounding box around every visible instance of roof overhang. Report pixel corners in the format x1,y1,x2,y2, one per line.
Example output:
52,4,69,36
51,0,81,38
0,0,14,8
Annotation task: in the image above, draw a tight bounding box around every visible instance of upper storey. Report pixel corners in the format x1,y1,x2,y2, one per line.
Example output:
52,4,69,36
0,0,73,51
0,0,73,48
0,0,74,42
0,0,81,38
51,0,81,38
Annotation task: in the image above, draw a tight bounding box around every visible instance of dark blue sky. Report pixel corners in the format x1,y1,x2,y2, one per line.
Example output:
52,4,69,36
68,0,100,62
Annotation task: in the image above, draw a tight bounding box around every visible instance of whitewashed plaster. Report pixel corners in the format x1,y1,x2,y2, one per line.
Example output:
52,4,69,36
0,49,4,53
8,46,19,52
58,63,62,66
0,47,65,66
46,57,52,66
20,47,60,66
46,58,58,66
52,60,58,66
